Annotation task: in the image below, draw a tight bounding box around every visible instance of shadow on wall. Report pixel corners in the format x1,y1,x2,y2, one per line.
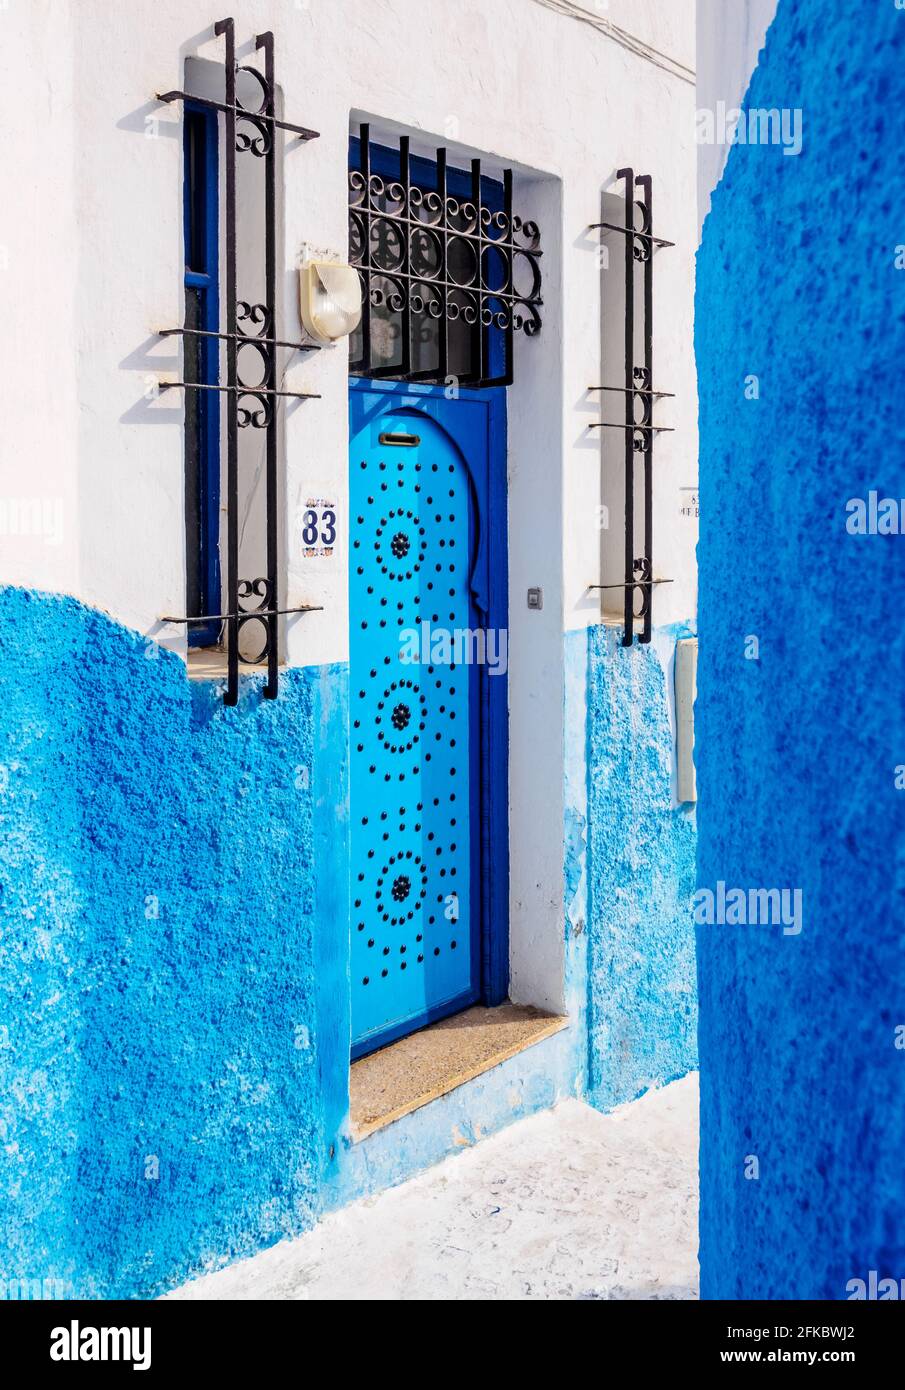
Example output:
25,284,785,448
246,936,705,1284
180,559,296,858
0,588,349,1299
696,0,905,1300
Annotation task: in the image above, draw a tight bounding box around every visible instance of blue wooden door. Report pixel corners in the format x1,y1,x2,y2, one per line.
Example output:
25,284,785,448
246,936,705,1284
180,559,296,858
349,384,502,1057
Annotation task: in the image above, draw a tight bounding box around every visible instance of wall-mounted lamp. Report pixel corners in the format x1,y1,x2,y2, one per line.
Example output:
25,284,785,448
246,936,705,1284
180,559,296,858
299,260,363,343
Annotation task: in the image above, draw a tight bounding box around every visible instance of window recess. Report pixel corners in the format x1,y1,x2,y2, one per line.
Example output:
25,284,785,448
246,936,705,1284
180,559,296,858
588,167,675,647
156,17,322,705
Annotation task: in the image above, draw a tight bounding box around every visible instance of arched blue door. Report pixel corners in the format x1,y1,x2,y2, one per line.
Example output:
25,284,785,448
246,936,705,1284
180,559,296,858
349,384,505,1057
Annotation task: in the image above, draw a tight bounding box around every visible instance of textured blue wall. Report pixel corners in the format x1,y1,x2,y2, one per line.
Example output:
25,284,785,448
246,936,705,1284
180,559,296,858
565,626,698,1111
696,0,905,1299
0,591,589,1299
0,589,349,1299
1,590,699,1296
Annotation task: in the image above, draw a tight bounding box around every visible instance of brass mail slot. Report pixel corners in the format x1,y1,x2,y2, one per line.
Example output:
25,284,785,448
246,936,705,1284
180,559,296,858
379,431,421,448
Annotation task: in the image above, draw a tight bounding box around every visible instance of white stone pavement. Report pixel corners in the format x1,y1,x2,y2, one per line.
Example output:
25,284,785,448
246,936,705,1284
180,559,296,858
167,1073,699,1301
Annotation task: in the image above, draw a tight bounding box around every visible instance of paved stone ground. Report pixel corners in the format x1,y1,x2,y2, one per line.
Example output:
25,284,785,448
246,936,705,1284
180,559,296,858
167,1073,698,1301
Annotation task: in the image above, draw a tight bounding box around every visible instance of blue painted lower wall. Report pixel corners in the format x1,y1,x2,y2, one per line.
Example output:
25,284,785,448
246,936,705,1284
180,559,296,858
565,625,698,1112
696,0,905,1299
0,589,349,1299
0,591,697,1297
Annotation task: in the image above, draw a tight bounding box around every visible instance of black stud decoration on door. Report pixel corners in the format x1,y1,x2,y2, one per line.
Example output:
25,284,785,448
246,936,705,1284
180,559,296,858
350,415,477,1049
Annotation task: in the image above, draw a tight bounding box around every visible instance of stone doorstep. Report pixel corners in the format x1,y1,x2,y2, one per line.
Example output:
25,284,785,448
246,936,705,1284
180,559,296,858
350,1003,570,1140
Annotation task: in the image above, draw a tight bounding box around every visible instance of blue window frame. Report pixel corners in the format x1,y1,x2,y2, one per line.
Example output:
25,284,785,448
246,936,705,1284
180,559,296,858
183,103,221,647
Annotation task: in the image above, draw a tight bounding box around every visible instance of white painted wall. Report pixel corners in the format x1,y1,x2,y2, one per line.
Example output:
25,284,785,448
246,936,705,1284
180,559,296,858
533,0,695,75
697,0,779,231
0,1,79,595
0,0,697,1017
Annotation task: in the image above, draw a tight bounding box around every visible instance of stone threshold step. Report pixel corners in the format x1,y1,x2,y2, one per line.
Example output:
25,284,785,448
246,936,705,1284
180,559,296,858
351,1003,569,1140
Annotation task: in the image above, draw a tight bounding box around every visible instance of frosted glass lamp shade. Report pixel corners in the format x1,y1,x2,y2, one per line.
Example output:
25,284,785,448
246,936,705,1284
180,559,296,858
299,261,363,343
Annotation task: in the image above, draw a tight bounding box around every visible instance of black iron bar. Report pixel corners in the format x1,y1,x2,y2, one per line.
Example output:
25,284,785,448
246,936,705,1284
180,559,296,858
470,158,485,386
257,29,279,699
589,580,673,590
400,136,412,379
617,166,635,645
161,605,323,624
483,168,516,388
358,124,372,375
589,384,674,397
159,326,320,351
160,381,320,400
502,169,514,386
589,220,675,248
590,422,674,434
637,172,654,644
215,17,239,705
156,91,318,141
350,205,542,247
349,265,532,292
406,142,448,385
438,147,449,384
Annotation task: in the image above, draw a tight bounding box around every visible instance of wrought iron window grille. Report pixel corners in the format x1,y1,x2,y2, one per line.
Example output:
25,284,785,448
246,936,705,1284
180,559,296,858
349,124,543,388
156,18,321,705
588,167,676,647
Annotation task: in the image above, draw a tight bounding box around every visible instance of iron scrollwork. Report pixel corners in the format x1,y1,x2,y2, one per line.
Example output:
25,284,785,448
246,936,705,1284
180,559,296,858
156,18,321,703
349,125,543,388
588,168,677,646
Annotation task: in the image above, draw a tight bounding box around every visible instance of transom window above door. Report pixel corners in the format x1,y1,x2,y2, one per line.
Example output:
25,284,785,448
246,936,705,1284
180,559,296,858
348,125,543,388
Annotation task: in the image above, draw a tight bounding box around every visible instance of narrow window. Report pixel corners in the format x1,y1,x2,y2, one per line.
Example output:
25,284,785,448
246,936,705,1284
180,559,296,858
182,103,221,647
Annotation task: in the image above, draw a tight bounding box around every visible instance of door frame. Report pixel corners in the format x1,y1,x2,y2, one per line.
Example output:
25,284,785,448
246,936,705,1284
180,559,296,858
348,376,509,1041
